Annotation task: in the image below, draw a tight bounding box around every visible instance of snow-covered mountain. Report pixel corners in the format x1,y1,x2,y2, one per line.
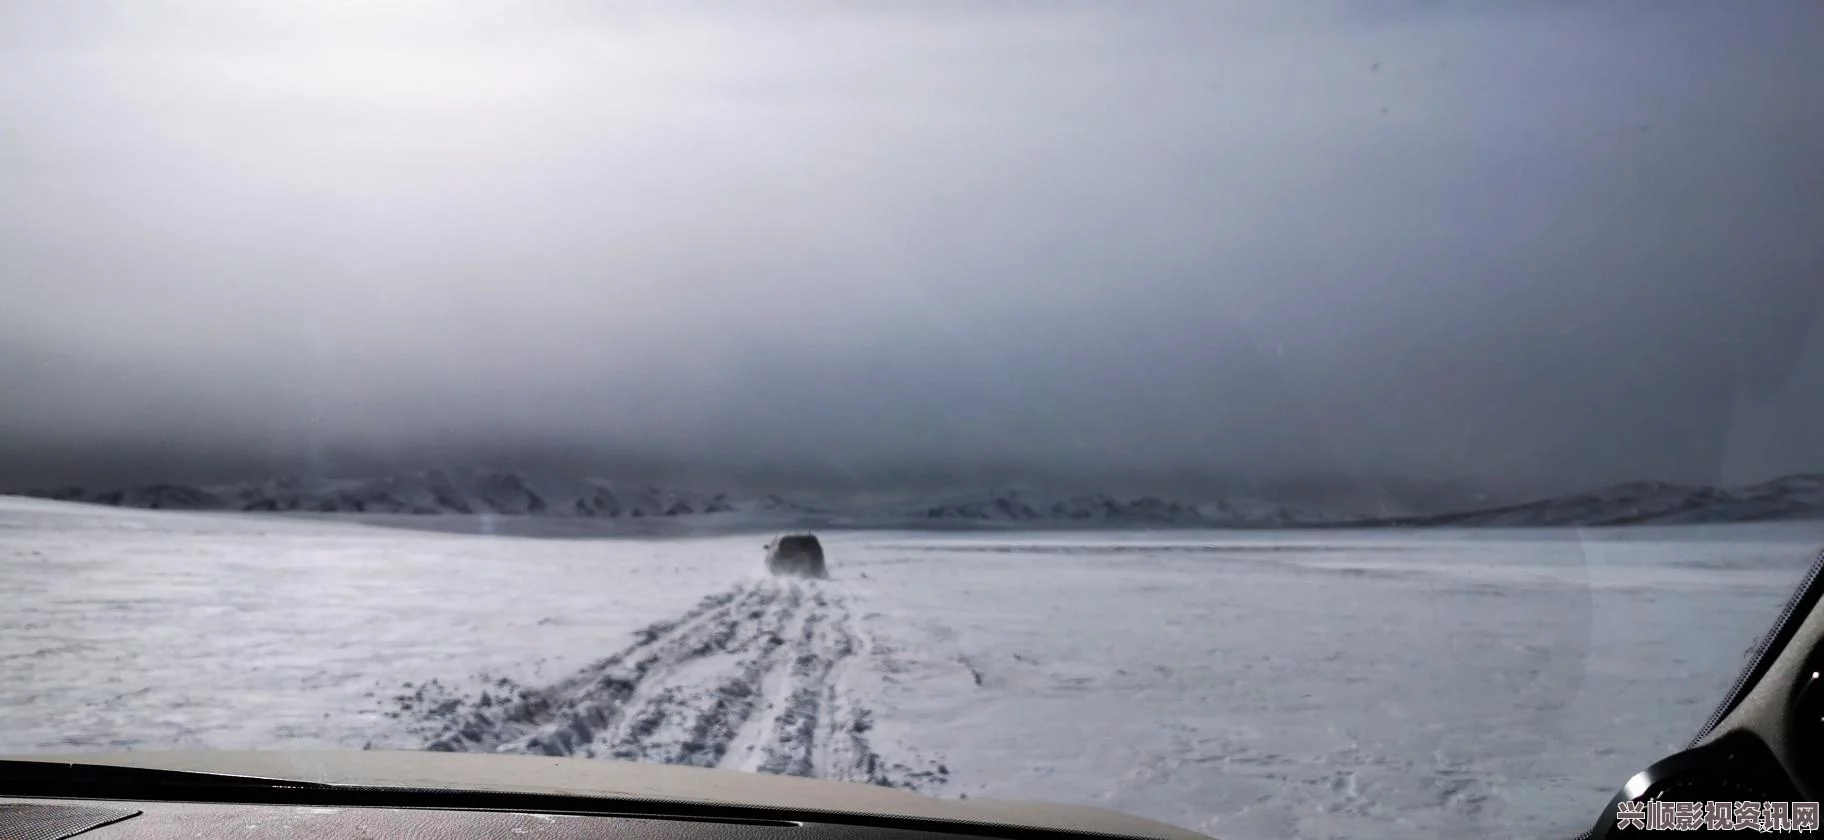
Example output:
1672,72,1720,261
10,473,1355,528
16,470,817,520
11,471,1824,528
882,490,1348,527
1358,473,1824,528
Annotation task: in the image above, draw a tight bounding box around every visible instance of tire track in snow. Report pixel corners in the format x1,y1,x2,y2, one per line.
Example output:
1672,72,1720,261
720,592,811,774
405,578,947,791
598,584,802,767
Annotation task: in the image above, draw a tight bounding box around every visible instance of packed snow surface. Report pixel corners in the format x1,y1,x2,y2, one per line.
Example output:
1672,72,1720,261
4,495,1822,839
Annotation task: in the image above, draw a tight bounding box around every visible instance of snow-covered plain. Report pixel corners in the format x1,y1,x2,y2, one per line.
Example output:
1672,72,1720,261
4,495,1821,839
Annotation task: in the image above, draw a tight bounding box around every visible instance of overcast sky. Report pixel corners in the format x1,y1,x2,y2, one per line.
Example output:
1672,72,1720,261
3,1,1821,508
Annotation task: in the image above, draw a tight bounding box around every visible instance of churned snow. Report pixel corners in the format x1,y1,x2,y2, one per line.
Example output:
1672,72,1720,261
3,495,1821,839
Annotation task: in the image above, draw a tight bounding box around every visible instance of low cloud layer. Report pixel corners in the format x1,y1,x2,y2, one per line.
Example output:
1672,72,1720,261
4,2,1822,509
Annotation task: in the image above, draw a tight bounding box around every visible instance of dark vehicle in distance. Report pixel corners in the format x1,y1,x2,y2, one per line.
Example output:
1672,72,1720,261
765,534,828,579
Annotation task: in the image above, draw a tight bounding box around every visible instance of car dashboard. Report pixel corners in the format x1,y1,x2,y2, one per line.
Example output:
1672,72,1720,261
0,798,1069,840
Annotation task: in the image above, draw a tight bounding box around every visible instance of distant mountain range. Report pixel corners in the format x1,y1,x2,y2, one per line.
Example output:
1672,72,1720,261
9,470,1824,529
1357,473,1824,528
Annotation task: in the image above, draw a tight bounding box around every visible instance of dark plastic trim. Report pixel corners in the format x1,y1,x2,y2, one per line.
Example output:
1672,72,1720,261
1585,730,1800,839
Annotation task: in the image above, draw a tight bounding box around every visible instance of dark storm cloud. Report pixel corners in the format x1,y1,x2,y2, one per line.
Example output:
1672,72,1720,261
3,1,1822,508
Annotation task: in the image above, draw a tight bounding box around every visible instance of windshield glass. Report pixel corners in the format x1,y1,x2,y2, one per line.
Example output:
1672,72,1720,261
3,3,1822,839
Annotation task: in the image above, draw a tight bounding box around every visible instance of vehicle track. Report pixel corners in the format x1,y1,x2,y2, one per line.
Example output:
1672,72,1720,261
411,578,940,789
